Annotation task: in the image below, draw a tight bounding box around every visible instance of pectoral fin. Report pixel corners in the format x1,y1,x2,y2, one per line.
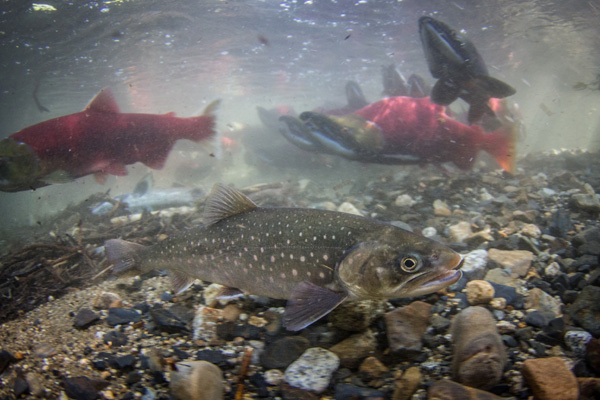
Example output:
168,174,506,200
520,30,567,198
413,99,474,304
283,281,347,331
167,271,196,294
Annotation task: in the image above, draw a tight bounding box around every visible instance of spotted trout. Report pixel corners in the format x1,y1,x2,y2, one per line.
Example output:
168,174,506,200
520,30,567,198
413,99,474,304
105,184,463,330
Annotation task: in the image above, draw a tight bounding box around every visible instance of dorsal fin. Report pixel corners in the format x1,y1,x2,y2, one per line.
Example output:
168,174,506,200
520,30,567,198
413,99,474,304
203,184,257,226
85,88,120,114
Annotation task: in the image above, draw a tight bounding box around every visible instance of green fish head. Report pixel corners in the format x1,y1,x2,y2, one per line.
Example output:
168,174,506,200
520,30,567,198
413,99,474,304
0,138,43,192
337,236,463,300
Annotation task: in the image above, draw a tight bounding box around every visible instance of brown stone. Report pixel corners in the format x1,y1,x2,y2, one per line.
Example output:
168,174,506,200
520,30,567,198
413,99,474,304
392,366,421,400
522,357,578,400
385,301,432,360
578,377,600,400
358,356,389,381
451,307,506,390
330,330,377,369
465,280,495,305
427,379,507,399
488,249,534,277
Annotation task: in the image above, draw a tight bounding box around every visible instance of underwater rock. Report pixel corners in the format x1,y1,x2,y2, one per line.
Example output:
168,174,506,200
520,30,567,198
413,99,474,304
451,306,506,389
260,336,310,369
280,383,320,399
170,360,223,400
284,347,340,393
460,250,489,281
433,199,452,216
0,350,15,374
449,221,472,243
103,330,128,347
392,366,421,400
149,308,189,334
394,194,416,208
73,308,100,329
106,307,141,326
465,280,495,305
564,330,593,358
570,193,600,214
358,356,389,382
427,379,506,399
488,249,534,277
328,300,386,332
93,292,122,309
334,384,385,399
385,301,432,360
522,357,578,400
330,330,377,369
64,376,110,400
569,286,600,336
337,202,363,216
586,338,600,374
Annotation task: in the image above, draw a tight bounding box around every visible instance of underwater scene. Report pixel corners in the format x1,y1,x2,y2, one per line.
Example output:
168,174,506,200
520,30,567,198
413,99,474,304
1,0,600,398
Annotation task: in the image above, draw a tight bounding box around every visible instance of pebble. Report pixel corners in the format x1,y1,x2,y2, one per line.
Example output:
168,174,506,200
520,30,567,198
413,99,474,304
0,350,15,374
192,306,223,341
392,366,421,400
260,336,310,369
564,330,593,358
150,308,188,334
570,193,600,213
337,202,363,216
358,356,389,381
284,347,340,393
103,330,128,347
569,286,600,336
427,379,507,399
384,301,432,360
490,297,507,309
545,262,562,278
521,223,542,238
106,307,141,326
459,250,489,281
524,288,562,320
488,249,534,277
522,357,579,400
433,199,451,216
93,292,122,310
451,306,506,389
465,280,495,305
73,309,100,329
448,221,472,243
63,376,110,400
170,361,223,400
394,194,416,208
328,300,386,332
264,369,284,386
330,330,377,369
25,372,45,397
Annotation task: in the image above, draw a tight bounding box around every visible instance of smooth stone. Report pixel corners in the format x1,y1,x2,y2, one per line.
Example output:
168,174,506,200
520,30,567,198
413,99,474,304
261,336,310,370
572,227,600,248
524,288,563,321
524,310,548,328
578,377,600,399
484,268,514,286
337,202,363,216
328,300,386,332
0,350,15,374
460,250,489,281
487,281,518,305
570,193,600,213
73,309,100,329
569,286,600,336
150,308,188,334
465,280,495,305
170,360,223,400
564,330,593,358
264,369,284,386
103,330,129,347
427,379,507,399
545,262,562,278
451,306,507,390
358,356,389,381
433,199,452,217
330,330,377,369
449,221,472,243
25,372,45,397
285,348,340,393
64,376,110,400
488,249,534,277
522,357,579,400
93,292,122,310
521,224,542,238
392,366,421,400
394,194,416,208
106,307,141,326
385,301,432,360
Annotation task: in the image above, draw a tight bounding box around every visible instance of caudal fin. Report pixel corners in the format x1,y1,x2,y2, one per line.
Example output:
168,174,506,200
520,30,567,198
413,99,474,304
480,121,518,174
105,239,147,275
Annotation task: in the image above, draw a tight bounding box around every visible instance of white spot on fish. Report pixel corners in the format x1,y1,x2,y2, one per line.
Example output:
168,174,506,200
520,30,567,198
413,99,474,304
299,232,303,237
319,272,325,278
270,256,275,262
292,269,298,276
253,255,258,261
323,254,329,261
280,273,286,279
260,247,264,253
300,256,306,262
290,254,294,260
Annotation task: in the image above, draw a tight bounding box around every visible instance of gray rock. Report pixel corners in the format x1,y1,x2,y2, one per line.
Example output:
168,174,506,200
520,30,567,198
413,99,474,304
460,250,489,281
451,306,507,390
570,286,600,336
329,330,377,369
488,249,534,277
170,360,223,400
106,307,141,326
564,330,593,358
328,300,386,332
284,348,340,393
570,193,600,213
260,336,310,370
73,309,100,329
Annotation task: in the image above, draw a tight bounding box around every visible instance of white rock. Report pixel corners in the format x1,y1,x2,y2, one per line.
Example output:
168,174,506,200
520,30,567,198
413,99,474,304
264,369,284,385
285,347,340,393
337,202,363,216
422,227,438,238
521,224,542,239
480,188,494,202
460,249,489,280
433,199,451,216
394,194,416,208
544,262,562,278
449,221,473,243
564,330,593,358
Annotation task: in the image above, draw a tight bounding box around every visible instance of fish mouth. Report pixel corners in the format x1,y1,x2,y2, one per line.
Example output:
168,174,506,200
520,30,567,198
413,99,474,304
408,254,463,296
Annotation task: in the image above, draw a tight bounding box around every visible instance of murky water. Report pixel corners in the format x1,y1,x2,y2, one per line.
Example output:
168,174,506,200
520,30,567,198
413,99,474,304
0,0,599,227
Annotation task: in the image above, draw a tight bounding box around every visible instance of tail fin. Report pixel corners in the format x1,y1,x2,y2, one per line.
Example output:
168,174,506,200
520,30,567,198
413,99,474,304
480,121,518,174
105,239,147,275
186,99,221,143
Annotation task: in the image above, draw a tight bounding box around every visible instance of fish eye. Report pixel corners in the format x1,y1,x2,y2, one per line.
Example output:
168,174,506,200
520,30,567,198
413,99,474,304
398,254,421,273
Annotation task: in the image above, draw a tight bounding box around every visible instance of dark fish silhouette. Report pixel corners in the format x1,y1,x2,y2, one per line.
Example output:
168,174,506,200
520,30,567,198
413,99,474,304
418,16,516,124
106,184,463,331
381,64,430,98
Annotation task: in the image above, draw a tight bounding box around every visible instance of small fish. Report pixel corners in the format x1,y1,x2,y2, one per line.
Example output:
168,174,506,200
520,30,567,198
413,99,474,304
91,174,206,215
418,16,516,124
279,96,517,173
105,184,463,331
0,88,219,192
